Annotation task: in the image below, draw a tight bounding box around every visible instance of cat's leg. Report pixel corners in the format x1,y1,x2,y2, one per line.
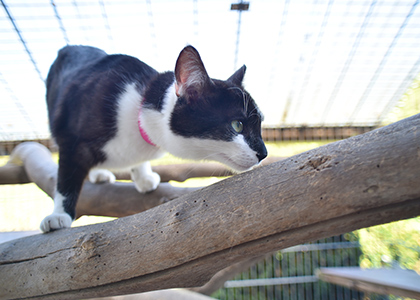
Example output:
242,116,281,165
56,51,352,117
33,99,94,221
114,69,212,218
88,169,116,184
39,192,73,233
40,154,89,233
131,161,160,193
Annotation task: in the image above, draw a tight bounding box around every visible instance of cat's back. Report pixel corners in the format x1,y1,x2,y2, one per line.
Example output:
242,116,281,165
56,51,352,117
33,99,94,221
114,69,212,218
46,46,106,91
46,46,107,121
47,45,158,103
46,46,158,135
52,45,107,72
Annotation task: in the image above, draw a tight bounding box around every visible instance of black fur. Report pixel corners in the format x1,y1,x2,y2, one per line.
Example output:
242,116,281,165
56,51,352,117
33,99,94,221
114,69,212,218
46,45,158,218
143,71,175,111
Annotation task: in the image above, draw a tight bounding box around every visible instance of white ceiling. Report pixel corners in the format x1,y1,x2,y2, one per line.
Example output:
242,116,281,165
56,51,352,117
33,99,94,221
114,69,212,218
1,0,420,141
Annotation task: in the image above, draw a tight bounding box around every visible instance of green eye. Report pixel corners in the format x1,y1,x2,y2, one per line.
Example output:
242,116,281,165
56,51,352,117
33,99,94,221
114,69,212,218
231,120,243,133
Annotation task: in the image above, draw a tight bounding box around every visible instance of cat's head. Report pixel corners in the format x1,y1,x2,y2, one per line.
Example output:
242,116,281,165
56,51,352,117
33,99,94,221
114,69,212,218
166,46,267,172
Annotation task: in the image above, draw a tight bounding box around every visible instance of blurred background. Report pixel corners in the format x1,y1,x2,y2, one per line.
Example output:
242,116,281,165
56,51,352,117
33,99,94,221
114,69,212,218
1,0,420,299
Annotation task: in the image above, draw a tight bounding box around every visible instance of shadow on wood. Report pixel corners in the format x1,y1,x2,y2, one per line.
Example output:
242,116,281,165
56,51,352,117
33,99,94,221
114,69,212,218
1,114,420,299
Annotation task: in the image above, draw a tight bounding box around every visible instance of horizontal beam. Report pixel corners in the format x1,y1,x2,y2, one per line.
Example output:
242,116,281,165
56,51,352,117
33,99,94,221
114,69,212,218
224,276,318,288
262,126,375,141
317,267,420,299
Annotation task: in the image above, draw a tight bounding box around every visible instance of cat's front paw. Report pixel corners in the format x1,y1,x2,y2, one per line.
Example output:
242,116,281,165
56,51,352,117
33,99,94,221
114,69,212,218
132,171,161,193
40,213,73,233
88,169,116,184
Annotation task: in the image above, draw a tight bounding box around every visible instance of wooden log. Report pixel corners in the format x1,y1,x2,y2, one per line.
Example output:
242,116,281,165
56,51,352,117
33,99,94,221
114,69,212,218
0,146,283,185
1,114,420,300
0,143,281,218
0,142,230,185
0,162,31,184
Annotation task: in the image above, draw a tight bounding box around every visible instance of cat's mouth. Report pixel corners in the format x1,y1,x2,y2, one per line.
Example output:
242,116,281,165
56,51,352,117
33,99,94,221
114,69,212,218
217,153,257,172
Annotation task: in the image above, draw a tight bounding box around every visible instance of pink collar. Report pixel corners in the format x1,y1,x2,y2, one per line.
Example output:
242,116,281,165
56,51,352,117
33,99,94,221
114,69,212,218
138,106,157,147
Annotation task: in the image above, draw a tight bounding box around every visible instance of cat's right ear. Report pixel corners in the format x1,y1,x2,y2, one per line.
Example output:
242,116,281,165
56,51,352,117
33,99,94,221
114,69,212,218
175,46,211,101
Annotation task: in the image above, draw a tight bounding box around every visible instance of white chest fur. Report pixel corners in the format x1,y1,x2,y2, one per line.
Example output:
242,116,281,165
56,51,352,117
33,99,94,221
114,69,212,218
98,83,165,171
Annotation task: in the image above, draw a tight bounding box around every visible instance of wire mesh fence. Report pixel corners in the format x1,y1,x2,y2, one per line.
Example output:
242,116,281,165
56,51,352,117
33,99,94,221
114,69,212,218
214,234,364,300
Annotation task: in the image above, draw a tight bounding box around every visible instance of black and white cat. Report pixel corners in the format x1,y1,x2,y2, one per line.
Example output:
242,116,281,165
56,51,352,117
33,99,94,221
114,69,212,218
41,45,267,233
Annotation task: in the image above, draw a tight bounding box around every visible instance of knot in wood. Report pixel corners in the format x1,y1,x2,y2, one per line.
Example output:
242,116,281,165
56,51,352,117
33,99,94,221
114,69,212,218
77,233,104,253
363,185,379,194
306,156,331,170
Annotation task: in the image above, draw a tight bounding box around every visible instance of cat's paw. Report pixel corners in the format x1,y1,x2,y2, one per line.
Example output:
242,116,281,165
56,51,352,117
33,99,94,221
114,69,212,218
40,213,73,233
88,169,116,184
132,171,161,193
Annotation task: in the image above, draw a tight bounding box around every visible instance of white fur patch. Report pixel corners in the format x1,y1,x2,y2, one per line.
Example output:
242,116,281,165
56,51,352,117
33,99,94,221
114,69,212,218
131,161,161,193
88,169,116,184
164,135,259,172
40,213,72,233
40,192,73,233
99,83,165,171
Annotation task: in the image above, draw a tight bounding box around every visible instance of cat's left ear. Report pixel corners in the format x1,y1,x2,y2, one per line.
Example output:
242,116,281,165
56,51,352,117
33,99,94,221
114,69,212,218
227,65,247,86
175,46,211,101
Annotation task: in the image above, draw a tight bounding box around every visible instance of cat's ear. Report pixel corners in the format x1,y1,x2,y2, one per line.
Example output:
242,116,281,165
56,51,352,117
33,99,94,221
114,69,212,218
175,46,211,101
227,65,247,86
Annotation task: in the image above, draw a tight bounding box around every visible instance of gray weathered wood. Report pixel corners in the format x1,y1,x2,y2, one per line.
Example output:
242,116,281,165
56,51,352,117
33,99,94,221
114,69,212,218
0,143,281,218
317,267,420,299
0,142,282,186
1,114,420,300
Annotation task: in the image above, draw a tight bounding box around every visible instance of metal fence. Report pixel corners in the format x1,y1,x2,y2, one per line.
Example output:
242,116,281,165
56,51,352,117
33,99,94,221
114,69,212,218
214,234,364,300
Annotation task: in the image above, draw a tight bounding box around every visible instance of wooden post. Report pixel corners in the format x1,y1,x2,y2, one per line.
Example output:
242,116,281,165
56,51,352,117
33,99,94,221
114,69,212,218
1,114,420,300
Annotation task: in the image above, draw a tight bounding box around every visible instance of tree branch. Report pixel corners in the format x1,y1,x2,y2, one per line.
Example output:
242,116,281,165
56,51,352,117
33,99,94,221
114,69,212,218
191,255,271,295
1,114,420,300
0,142,199,218
0,144,282,185
0,143,281,218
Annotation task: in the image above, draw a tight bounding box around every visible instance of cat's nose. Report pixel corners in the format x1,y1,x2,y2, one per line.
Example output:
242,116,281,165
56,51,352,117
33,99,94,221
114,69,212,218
256,147,267,162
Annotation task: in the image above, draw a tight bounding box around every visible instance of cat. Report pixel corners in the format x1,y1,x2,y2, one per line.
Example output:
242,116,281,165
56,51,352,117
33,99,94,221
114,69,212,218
41,45,267,233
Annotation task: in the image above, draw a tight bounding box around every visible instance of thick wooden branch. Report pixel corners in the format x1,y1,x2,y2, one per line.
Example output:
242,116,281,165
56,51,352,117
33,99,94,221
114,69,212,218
0,143,280,218
1,114,420,300
0,157,234,185
0,146,282,185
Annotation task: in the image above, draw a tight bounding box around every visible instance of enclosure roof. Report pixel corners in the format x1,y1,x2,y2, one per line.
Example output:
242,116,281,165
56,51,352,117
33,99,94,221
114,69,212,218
1,0,420,141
